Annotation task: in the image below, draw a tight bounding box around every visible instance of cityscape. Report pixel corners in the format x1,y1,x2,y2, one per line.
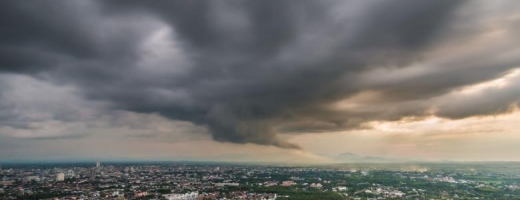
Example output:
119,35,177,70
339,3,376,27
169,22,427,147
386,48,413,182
1,162,520,199
2,0,520,199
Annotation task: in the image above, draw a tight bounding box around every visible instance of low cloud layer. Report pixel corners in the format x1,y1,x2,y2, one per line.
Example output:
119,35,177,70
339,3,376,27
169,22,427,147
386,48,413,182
1,0,520,149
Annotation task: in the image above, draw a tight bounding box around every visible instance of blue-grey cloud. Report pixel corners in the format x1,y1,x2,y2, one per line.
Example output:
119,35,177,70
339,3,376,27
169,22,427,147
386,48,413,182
1,0,519,149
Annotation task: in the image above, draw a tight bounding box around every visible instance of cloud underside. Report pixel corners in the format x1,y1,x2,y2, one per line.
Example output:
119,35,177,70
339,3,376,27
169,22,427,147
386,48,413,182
1,0,520,149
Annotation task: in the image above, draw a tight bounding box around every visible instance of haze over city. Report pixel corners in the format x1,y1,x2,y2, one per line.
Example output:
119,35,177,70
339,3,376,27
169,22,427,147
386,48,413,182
1,0,520,163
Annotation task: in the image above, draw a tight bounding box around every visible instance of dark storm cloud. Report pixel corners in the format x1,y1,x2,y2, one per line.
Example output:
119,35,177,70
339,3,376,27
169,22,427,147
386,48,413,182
1,0,520,148
0,0,148,73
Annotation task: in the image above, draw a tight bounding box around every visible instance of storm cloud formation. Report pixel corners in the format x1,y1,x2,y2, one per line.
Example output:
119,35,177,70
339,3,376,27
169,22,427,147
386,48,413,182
1,0,520,149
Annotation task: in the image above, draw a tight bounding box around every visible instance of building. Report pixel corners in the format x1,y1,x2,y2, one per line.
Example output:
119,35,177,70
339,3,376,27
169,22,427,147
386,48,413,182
282,181,297,186
89,169,96,182
134,191,148,197
263,181,278,187
333,186,348,192
96,161,101,168
56,173,65,181
66,170,75,178
163,192,199,200
26,176,40,182
214,183,239,187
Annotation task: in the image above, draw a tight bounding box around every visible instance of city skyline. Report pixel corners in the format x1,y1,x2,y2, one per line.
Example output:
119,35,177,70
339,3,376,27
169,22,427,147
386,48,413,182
1,0,520,163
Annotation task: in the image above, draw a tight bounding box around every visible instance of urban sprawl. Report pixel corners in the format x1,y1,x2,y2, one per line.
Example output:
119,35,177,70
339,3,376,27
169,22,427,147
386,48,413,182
1,162,520,199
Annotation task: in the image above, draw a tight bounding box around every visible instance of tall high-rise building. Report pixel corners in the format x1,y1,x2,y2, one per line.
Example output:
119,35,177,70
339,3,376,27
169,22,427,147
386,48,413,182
96,161,101,168
56,173,65,181
89,169,96,182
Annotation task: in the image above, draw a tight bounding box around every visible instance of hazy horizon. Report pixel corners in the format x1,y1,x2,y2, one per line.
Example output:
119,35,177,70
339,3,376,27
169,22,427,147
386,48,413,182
1,0,520,163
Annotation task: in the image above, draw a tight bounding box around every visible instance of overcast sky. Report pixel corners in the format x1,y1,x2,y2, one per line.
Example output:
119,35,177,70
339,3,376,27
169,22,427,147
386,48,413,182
1,0,520,163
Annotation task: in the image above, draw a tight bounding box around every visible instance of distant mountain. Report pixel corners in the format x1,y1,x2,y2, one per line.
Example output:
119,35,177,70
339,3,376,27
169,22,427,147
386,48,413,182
332,152,392,163
336,152,359,159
